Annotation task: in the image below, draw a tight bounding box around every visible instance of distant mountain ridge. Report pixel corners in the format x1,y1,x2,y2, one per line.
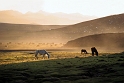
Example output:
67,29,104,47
0,10,96,25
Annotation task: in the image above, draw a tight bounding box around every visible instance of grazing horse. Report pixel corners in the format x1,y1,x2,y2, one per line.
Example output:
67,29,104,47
91,47,98,56
81,49,88,54
35,50,50,59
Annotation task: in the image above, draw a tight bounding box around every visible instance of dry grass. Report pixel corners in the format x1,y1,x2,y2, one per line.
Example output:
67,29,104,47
0,42,64,50
0,50,111,65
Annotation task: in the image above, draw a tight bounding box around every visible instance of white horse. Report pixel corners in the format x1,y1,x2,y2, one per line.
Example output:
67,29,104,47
35,50,50,59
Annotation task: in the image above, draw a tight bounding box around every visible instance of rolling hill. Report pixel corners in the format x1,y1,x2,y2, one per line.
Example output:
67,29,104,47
0,23,67,42
63,33,124,50
0,13,124,44
22,13,124,43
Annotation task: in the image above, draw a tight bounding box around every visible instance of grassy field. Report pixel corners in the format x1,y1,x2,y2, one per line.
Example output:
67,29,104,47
0,51,124,83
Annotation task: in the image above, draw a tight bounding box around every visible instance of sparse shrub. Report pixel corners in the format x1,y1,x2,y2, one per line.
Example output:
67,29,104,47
117,59,123,61
120,62,124,67
75,56,79,58
98,59,106,62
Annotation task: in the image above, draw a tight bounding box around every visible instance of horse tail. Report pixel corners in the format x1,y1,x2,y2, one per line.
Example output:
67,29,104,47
35,50,39,59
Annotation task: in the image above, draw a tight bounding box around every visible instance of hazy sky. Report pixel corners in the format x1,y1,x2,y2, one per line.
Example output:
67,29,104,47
0,0,124,17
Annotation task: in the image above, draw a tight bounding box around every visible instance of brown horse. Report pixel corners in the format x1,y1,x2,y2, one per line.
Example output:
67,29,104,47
81,49,88,54
91,47,98,56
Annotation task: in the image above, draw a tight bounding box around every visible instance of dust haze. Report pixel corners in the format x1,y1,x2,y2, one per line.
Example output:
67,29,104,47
0,13,124,53
64,33,124,53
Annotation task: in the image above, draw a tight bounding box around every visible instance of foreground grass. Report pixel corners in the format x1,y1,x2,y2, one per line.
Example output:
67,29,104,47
0,52,124,83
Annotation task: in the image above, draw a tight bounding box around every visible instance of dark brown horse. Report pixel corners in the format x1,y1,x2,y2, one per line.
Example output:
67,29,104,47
81,49,88,54
91,47,98,56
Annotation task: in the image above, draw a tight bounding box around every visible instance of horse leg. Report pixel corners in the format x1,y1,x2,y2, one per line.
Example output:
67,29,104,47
85,51,88,54
95,51,98,56
92,52,94,56
35,56,38,60
81,50,82,54
42,55,45,59
35,54,38,59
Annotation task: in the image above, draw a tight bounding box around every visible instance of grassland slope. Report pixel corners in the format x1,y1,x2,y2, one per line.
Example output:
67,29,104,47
0,52,124,83
64,33,124,50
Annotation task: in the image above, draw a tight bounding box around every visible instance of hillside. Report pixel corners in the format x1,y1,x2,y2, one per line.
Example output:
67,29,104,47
64,33,124,50
0,51,124,83
0,13,124,44
0,23,67,42
23,13,124,43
